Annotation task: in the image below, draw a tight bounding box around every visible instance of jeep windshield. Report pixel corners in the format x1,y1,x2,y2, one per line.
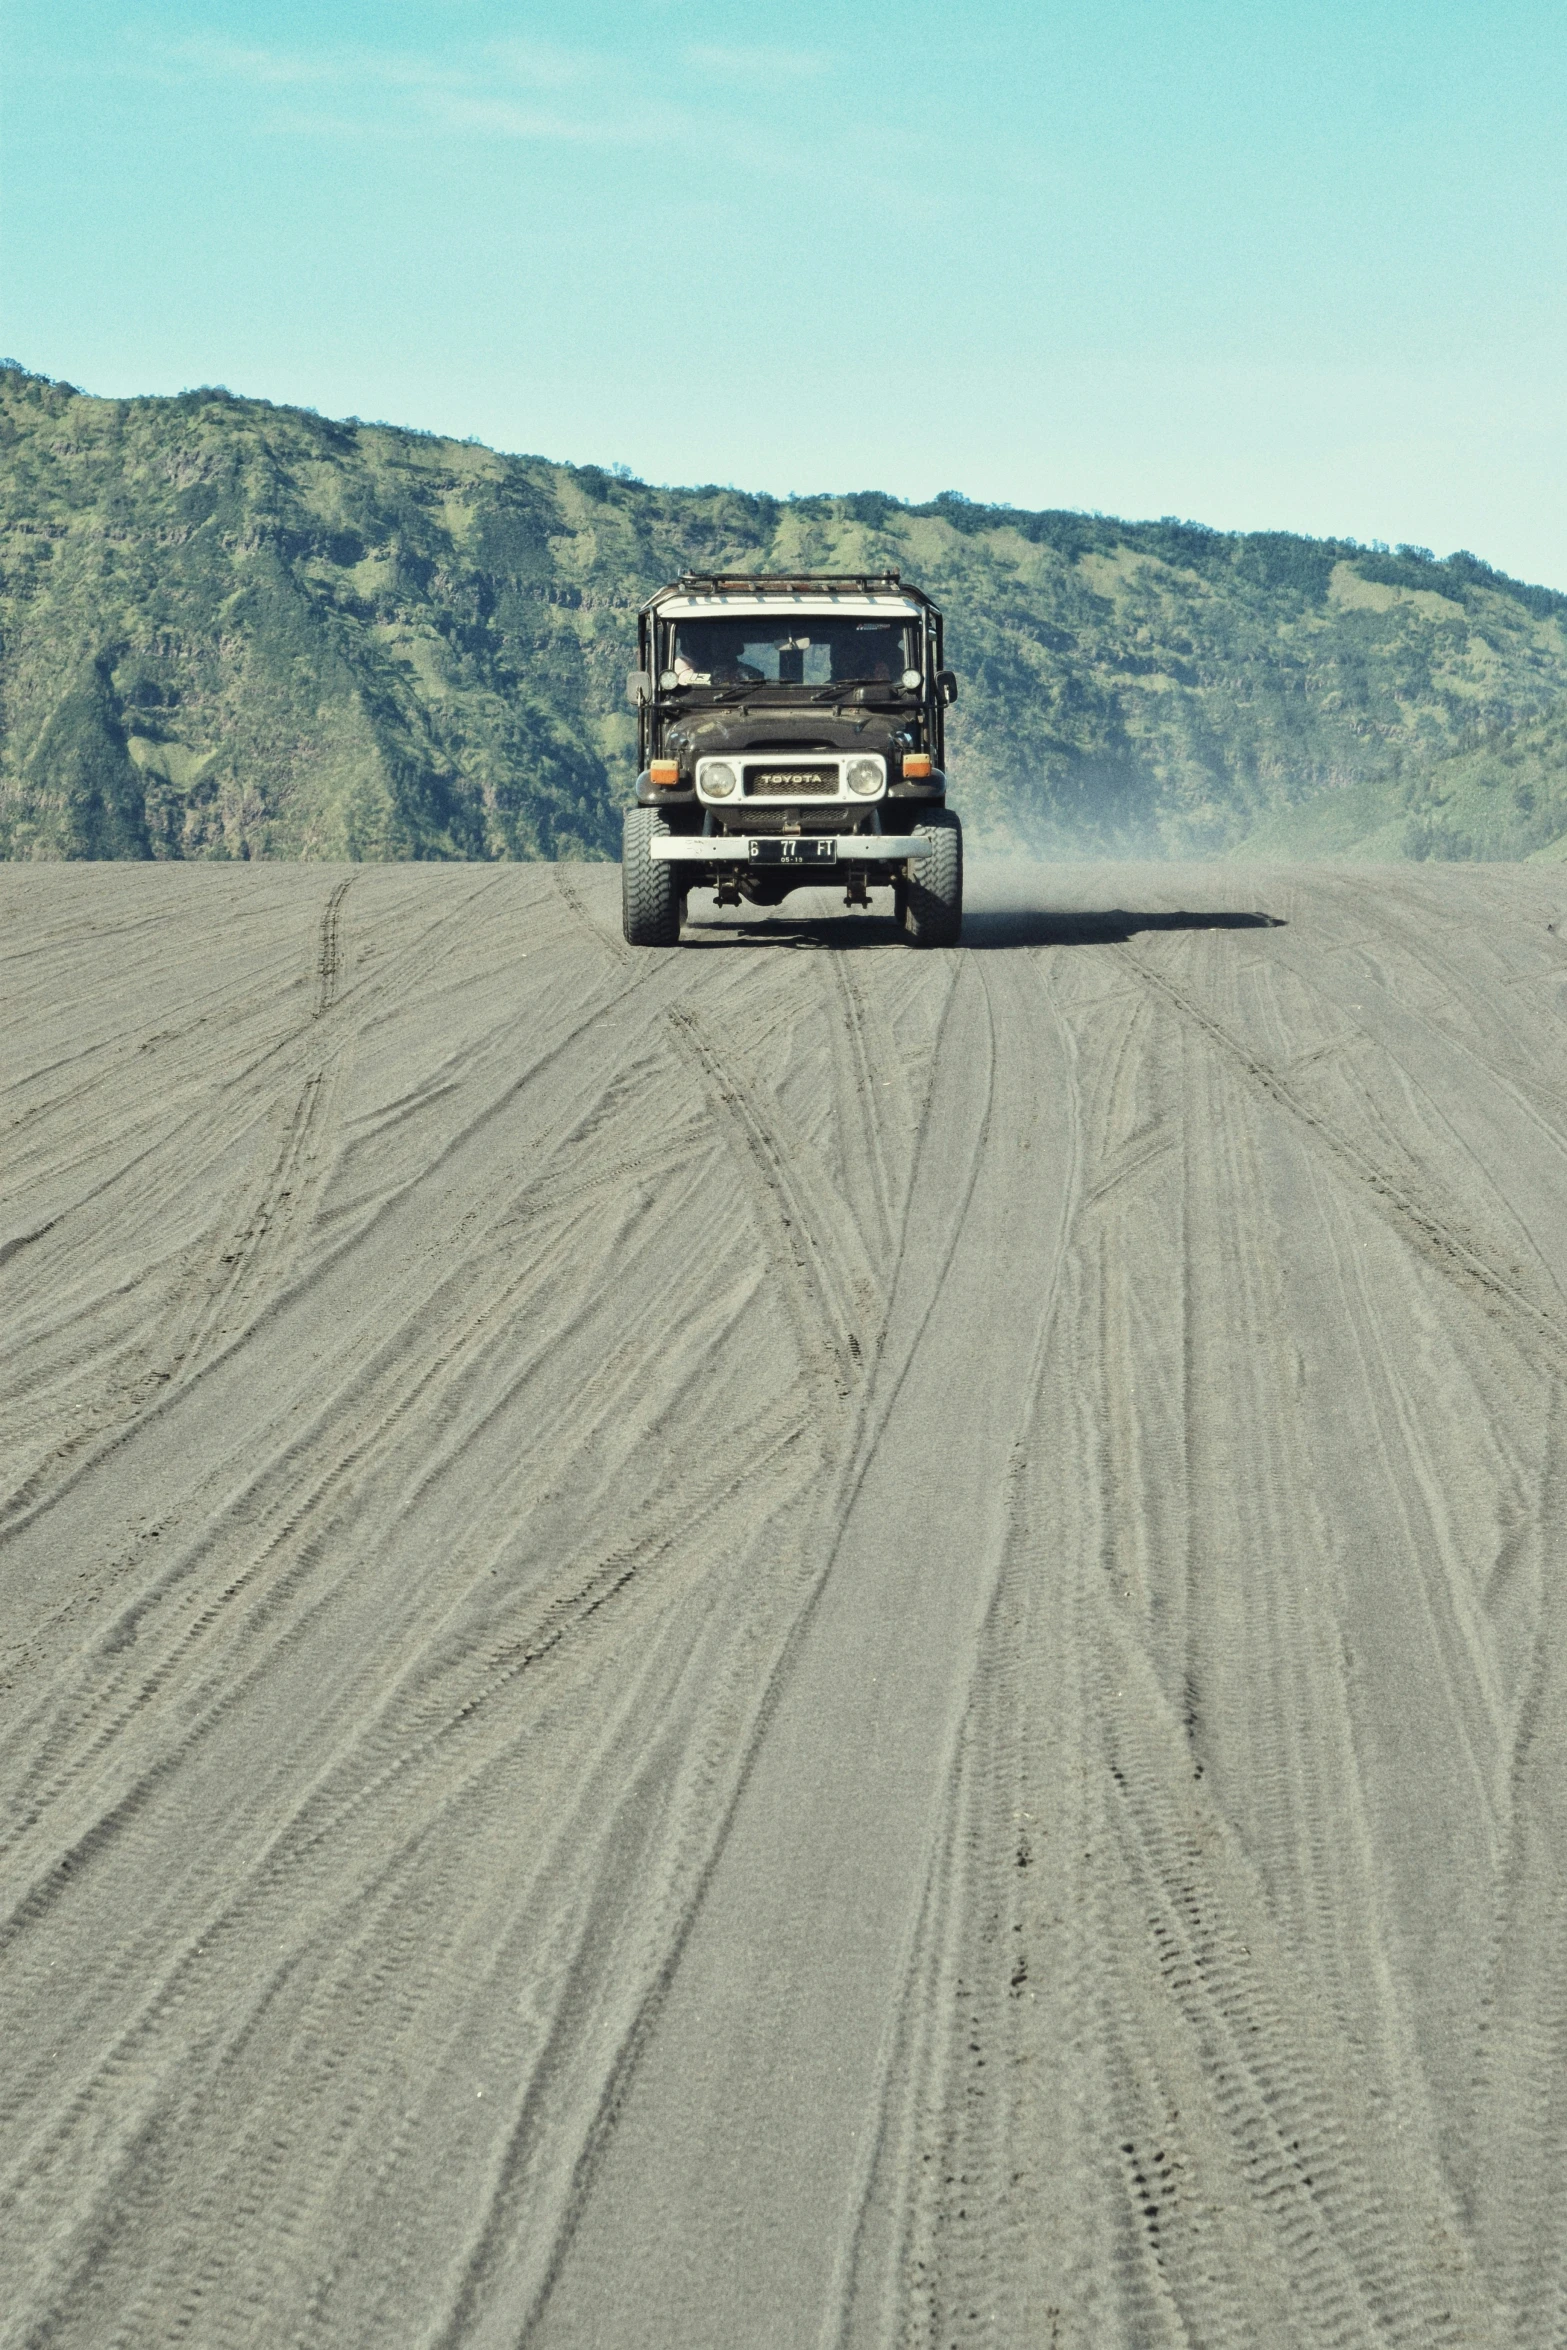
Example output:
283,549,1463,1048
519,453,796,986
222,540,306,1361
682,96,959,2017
667,616,917,690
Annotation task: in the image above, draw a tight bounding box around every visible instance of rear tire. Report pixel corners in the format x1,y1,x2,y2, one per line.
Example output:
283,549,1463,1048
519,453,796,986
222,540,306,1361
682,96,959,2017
899,807,963,946
622,807,683,946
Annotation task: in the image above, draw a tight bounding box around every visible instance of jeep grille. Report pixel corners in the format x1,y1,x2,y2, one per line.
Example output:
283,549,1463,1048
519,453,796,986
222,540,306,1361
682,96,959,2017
745,765,837,796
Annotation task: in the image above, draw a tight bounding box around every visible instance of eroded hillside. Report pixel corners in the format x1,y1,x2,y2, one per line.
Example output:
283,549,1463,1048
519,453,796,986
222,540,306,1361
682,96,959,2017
3,364,1565,860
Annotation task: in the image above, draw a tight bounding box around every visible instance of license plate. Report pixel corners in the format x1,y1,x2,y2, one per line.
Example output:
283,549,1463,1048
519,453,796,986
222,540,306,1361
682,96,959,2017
748,838,837,866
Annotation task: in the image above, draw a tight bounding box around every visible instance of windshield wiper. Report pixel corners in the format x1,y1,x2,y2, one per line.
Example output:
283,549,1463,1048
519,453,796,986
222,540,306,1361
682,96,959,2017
806,677,909,702
670,677,912,706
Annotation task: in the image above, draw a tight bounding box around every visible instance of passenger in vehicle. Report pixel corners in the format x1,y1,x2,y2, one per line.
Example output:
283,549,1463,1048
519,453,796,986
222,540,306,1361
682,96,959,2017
831,626,901,683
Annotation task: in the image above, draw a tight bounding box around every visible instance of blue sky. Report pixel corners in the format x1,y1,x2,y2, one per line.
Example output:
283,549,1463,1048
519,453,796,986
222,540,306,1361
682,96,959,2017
5,1,1565,584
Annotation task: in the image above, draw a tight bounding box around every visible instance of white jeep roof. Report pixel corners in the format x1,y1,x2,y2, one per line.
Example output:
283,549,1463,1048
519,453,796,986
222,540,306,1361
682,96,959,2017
659,591,922,619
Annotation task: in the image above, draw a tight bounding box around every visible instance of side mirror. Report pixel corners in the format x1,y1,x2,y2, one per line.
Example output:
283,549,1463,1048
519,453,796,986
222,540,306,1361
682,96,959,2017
937,669,958,706
626,669,651,705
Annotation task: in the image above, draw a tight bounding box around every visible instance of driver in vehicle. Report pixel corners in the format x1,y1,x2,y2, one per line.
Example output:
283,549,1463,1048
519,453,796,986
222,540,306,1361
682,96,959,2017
673,626,762,686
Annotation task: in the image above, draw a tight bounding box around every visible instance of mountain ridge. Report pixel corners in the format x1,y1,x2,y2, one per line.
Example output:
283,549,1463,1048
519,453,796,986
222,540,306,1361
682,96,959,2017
2,362,1564,861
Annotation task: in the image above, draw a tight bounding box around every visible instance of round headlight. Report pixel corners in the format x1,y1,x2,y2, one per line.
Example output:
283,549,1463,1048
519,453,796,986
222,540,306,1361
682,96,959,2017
846,758,883,797
703,761,737,798
901,668,922,690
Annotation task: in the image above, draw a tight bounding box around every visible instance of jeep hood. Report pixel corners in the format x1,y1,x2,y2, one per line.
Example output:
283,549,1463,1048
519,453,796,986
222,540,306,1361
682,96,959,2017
665,705,907,759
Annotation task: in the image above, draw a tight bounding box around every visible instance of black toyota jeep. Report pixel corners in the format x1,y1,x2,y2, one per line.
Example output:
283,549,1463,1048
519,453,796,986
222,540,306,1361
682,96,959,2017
620,572,962,947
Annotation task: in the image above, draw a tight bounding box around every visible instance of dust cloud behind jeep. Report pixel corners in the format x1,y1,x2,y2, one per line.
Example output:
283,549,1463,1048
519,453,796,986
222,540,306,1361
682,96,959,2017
620,573,962,948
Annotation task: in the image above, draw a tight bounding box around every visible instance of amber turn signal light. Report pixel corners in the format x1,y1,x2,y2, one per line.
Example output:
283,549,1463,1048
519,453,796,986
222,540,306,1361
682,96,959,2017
902,753,933,780
649,759,681,787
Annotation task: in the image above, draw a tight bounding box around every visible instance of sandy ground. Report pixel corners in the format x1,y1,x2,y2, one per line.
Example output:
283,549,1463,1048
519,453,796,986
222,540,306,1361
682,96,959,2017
3,856,1566,2347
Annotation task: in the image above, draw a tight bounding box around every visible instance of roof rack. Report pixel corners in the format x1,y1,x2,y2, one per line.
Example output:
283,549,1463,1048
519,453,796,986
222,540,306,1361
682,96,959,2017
677,571,901,590
641,569,936,614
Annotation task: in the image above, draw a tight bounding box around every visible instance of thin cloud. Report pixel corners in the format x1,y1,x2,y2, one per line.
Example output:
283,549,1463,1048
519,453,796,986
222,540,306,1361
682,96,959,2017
684,44,831,81
148,33,654,143
143,30,838,158
483,39,606,92
158,38,345,88
262,109,391,142
429,94,663,146
157,37,469,95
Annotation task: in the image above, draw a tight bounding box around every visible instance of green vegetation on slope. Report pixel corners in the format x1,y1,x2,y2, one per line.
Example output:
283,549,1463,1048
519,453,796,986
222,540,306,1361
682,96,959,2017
1243,700,1567,862
3,363,1565,860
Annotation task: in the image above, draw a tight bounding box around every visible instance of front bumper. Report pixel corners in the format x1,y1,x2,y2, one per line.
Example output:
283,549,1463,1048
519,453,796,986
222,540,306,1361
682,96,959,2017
650,835,930,863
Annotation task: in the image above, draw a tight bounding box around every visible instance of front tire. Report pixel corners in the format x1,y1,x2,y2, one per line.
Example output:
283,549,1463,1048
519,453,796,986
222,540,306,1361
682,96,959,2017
622,807,682,946
899,807,963,946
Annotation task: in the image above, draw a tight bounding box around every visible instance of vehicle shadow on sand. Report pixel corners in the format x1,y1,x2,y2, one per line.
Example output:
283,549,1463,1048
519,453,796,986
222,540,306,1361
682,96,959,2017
961,906,1286,948
680,908,1286,950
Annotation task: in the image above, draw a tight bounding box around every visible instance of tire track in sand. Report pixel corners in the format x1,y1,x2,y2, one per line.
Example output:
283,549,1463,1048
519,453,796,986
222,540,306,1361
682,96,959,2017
1115,942,1563,1361
313,878,353,1017
7,865,1565,2350
836,934,1508,2347
1466,1383,1567,2345
0,1103,724,1887
665,1002,881,1417
552,863,632,965
525,952,1080,2350
825,954,902,1270
0,876,669,1550
1,881,361,1534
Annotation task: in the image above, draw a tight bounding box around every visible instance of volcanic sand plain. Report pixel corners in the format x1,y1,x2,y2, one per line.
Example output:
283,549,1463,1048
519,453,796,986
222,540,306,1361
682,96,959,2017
4,857,1567,2348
